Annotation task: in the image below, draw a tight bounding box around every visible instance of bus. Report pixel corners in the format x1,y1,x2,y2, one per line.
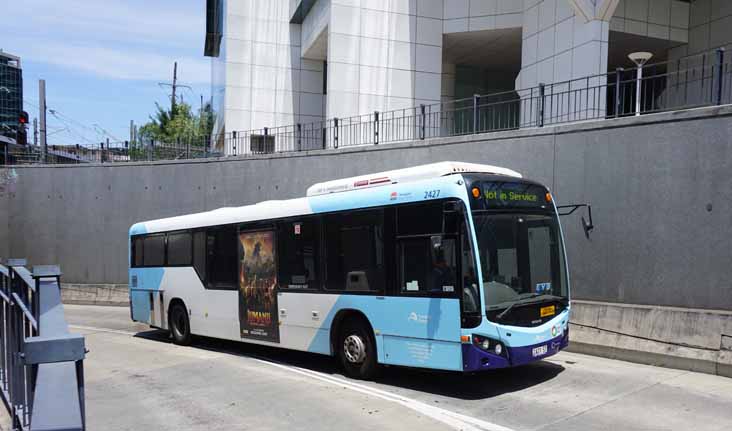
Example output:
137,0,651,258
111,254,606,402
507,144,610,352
129,162,584,379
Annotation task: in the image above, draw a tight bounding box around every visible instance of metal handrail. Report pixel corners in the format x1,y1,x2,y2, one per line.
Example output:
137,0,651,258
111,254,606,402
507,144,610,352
10,293,37,330
0,259,86,431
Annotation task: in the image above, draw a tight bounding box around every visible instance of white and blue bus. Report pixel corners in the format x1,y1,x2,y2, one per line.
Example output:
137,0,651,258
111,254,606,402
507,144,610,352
129,162,584,379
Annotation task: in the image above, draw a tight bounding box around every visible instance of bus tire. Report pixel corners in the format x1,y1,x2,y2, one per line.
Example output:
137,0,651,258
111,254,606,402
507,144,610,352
169,301,192,346
337,319,379,380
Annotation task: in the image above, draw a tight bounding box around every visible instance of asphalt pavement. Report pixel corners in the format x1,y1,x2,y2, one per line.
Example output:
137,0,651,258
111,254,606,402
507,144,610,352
65,305,732,431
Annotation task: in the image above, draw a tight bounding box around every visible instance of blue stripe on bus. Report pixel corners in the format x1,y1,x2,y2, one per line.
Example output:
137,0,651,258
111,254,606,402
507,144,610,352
129,267,165,322
307,295,463,370
130,289,151,322
129,223,147,236
307,176,465,214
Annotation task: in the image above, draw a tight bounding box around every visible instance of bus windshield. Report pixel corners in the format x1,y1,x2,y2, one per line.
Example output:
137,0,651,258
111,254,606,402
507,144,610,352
468,180,568,324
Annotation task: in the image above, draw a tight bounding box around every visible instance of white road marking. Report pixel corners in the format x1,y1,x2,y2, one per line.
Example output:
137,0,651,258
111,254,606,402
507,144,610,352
70,324,138,336
252,358,515,431
72,323,516,431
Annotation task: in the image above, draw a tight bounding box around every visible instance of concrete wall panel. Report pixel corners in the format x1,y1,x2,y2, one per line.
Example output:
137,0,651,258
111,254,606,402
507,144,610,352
5,107,732,311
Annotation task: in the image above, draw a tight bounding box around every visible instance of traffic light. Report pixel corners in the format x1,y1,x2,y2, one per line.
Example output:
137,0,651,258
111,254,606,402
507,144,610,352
16,112,29,145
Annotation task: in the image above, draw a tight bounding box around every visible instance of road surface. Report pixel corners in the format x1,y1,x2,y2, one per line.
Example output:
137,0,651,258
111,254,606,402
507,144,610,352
65,305,732,431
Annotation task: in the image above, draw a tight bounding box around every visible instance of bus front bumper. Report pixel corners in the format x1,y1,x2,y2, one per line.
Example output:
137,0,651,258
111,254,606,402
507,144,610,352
462,327,569,372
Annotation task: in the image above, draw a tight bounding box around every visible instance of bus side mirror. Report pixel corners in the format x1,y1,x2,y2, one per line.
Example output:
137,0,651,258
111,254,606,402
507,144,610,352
557,203,594,239
580,204,594,239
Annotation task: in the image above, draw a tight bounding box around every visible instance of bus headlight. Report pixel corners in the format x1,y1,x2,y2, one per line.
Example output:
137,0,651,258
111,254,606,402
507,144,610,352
472,335,506,357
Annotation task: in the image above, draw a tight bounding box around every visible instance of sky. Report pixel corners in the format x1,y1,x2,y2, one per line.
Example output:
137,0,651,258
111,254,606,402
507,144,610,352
0,0,211,146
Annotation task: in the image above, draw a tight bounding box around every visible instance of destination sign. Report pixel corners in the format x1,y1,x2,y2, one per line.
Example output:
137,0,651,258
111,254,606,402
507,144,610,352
477,181,550,209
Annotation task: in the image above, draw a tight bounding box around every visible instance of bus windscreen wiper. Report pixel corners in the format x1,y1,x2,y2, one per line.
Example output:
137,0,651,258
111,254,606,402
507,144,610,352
495,294,563,321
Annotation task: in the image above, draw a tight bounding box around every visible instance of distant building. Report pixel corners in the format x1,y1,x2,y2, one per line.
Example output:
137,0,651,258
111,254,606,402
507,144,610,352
205,0,731,154
0,50,23,143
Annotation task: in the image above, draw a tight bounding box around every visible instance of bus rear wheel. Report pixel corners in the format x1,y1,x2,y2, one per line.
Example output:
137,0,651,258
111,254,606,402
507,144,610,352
337,319,378,380
169,302,192,346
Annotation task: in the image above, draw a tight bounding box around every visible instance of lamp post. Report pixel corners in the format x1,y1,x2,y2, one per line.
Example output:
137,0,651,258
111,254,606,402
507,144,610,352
628,52,653,116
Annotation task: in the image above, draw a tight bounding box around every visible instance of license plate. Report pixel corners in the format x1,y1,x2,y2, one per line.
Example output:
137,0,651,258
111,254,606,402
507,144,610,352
532,345,548,357
540,305,555,318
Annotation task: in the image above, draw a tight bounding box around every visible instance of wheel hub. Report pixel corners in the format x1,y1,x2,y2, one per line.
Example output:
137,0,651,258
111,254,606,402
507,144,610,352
343,334,366,364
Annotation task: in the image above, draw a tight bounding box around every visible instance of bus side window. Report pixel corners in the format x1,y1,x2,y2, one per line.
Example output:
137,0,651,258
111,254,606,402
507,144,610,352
167,232,192,266
143,235,165,267
132,237,144,267
206,226,238,289
399,237,457,294
324,210,385,293
396,201,457,296
278,219,320,290
193,231,206,283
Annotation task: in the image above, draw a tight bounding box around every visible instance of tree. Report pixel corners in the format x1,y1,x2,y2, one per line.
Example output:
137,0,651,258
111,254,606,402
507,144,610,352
138,101,214,147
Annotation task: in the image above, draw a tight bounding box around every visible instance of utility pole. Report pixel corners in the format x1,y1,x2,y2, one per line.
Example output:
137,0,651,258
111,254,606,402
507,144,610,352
158,61,191,114
33,118,38,146
39,79,47,163
171,62,177,112
129,120,135,146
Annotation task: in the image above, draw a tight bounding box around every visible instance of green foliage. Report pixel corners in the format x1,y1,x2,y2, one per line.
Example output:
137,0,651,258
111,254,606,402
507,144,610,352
137,101,214,147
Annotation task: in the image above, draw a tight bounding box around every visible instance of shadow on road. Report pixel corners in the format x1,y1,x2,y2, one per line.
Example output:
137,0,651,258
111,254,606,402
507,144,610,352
133,329,565,401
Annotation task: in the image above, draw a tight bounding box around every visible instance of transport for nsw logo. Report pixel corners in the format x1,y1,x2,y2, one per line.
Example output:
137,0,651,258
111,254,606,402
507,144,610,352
408,312,429,324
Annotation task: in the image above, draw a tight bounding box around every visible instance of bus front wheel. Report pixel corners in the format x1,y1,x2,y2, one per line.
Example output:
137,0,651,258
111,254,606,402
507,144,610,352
169,302,192,346
337,319,378,380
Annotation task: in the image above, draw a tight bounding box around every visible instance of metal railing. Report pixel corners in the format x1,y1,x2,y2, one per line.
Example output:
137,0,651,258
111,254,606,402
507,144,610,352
0,259,86,431
5,49,731,165
217,49,731,155
6,138,222,165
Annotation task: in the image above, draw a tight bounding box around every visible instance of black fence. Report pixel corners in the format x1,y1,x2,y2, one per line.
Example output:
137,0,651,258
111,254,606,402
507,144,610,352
5,138,222,165
4,49,730,165
217,49,731,155
0,259,86,430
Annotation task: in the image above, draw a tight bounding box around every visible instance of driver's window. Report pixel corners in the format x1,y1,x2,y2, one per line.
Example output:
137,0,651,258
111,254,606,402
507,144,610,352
399,237,457,294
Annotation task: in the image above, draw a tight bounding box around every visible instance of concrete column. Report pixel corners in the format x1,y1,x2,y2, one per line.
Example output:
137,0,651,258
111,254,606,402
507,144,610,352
517,0,617,126
220,0,325,155
325,0,444,147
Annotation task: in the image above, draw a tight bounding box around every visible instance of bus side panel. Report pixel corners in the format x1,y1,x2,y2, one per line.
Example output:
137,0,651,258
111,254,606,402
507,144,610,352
278,292,341,353
158,267,236,339
382,337,463,371
129,267,164,324
130,289,151,323
305,295,463,371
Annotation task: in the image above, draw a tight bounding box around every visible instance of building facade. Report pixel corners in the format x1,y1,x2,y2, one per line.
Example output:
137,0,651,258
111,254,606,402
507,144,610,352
205,0,732,154
0,51,23,143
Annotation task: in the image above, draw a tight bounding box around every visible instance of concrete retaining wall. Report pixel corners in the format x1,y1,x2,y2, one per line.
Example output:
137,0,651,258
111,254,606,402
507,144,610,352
569,300,732,377
60,284,129,307
3,105,732,311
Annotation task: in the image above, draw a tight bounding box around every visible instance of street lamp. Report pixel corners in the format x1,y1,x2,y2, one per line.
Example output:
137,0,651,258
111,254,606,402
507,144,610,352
628,52,653,116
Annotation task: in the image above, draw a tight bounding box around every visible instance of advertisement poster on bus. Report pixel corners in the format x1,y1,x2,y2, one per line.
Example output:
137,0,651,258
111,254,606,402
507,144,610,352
238,230,279,343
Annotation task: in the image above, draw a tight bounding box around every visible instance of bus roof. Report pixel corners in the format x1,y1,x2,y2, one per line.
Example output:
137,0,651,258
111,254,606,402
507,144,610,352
306,162,522,196
130,162,522,235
